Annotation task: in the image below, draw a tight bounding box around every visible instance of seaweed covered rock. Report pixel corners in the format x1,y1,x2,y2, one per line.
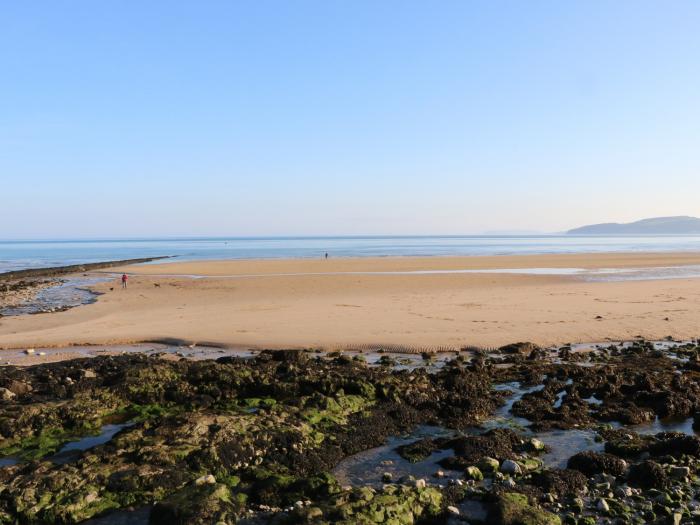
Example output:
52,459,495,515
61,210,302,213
395,437,442,463
489,492,561,525
438,428,522,470
150,482,243,525
0,353,500,523
325,484,443,524
528,469,588,497
499,342,541,357
567,451,627,477
627,460,668,489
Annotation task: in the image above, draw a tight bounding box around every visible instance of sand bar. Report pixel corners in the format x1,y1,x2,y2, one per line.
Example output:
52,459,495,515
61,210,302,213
1,252,699,350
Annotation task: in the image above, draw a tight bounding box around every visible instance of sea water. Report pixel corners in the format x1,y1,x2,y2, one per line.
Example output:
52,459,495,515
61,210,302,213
3,235,700,273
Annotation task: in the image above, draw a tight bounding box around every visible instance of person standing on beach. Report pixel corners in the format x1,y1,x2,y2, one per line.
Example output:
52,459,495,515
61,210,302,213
121,273,128,289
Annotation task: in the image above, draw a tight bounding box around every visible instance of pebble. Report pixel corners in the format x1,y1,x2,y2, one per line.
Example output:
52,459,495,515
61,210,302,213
477,456,499,473
195,474,216,486
670,466,690,479
615,485,633,497
414,479,426,489
0,388,15,401
502,477,517,488
529,438,545,451
500,459,522,476
596,498,610,513
446,505,460,516
465,465,483,481
24,348,35,355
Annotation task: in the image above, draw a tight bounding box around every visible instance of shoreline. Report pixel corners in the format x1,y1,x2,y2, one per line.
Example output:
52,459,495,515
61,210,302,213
102,251,700,275
0,338,693,367
0,256,171,281
0,257,170,317
1,252,700,350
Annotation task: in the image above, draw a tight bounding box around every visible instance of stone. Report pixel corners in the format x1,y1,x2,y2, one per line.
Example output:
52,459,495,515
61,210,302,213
670,466,690,479
499,342,541,356
195,474,216,486
503,477,517,488
447,505,460,516
6,380,32,395
477,456,500,473
615,485,633,497
567,451,627,477
465,466,483,481
629,460,669,489
500,459,522,476
490,492,561,525
414,478,426,489
0,388,15,401
528,438,545,451
596,498,610,513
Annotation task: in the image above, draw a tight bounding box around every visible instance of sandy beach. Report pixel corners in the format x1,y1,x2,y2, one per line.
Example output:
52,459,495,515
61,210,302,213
1,252,700,350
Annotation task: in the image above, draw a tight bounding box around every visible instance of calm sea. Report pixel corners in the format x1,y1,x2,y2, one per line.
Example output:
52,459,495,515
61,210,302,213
2,235,700,273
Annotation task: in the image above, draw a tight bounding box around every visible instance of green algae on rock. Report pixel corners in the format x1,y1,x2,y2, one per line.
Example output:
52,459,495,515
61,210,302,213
0,350,498,523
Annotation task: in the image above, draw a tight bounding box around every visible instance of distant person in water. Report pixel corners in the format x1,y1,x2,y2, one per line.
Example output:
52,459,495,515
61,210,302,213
121,273,128,289
325,253,328,259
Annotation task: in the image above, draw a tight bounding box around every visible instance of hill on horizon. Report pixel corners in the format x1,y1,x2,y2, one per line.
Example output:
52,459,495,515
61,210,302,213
567,216,700,235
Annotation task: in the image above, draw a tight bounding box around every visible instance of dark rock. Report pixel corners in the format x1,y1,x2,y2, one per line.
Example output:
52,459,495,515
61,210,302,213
628,460,668,489
529,469,588,497
567,451,627,477
499,342,541,356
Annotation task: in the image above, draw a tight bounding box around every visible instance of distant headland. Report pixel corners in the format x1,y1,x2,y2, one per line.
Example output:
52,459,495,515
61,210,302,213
567,216,700,235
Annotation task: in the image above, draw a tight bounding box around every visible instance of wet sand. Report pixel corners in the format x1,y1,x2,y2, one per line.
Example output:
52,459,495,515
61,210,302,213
1,252,700,350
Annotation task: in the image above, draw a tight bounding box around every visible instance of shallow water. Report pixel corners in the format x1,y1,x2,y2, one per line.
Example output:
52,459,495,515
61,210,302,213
628,416,696,436
6,235,700,274
333,426,457,487
80,507,150,525
0,421,134,468
50,422,133,464
485,381,544,430
0,276,107,316
104,264,700,283
537,429,604,468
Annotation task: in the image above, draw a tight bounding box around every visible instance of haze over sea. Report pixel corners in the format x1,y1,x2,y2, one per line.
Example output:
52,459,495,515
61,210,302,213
4,235,700,274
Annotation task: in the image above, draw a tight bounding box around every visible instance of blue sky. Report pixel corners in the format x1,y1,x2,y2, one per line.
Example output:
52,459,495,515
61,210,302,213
2,1,700,237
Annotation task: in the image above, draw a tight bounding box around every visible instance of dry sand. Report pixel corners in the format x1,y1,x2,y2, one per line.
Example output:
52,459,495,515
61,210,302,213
1,252,700,350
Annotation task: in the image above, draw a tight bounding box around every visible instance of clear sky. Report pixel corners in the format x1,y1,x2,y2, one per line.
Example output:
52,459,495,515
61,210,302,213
2,1,700,238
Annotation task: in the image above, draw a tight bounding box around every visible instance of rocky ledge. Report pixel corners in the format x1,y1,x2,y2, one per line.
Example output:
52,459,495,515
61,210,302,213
0,341,699,524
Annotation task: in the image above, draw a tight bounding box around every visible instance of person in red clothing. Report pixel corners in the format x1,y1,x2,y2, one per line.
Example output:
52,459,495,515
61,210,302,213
121,273,128,289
